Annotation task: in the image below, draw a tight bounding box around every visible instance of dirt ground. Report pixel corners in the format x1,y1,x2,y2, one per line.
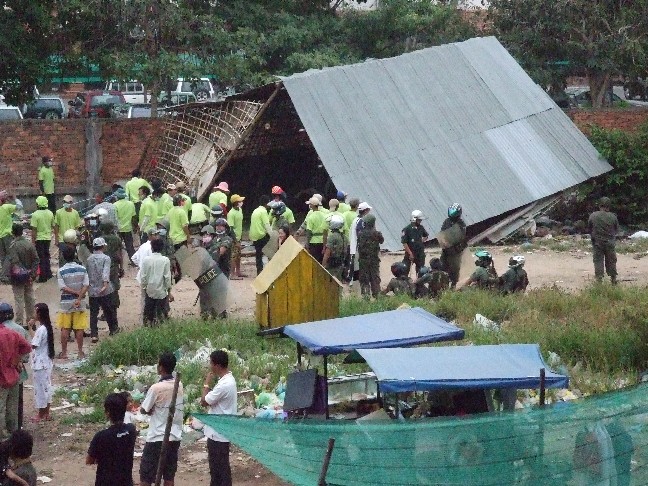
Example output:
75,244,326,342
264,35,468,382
1,238,647,485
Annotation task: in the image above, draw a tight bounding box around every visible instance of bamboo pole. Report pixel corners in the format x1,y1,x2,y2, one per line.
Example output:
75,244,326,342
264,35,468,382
154,372,181,486
317,438,336,486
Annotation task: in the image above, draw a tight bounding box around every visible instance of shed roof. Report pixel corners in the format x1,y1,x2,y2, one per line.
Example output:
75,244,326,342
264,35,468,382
281,36,612,250
282,307,465,355
358,344,569,393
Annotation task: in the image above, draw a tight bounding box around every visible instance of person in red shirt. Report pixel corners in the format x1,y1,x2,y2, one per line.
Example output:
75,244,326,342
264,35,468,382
0,302,32,440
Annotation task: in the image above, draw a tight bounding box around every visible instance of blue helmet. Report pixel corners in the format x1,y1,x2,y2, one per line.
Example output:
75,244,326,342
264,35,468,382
336,190,347,201
448,203,462,219
0,302,14,322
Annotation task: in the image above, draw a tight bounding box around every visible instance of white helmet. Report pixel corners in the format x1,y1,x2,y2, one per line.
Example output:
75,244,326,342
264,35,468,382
328,214,344,230
509,255,525,267
63,229,78,244
411,210,425,222
96,208,108,220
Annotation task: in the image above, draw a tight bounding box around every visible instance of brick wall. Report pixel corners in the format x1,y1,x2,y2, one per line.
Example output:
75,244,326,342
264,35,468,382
568,108,648,135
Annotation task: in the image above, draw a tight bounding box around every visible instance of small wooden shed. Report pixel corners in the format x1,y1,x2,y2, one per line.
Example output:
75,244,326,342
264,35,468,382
252,236,341,328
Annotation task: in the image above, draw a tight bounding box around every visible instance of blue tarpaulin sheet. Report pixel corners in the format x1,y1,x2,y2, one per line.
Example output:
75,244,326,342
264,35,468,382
358,344,569,393
282,307,464,355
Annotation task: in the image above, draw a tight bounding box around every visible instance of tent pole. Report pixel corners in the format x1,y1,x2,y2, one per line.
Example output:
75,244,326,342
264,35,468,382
317,438,336,486
324,355,329,419
539,368,546,407
297,343,302,368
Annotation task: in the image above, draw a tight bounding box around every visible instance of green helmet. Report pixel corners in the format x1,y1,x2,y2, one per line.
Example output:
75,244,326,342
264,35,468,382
36,195,49,208
474,249,492,267
362,213,376,227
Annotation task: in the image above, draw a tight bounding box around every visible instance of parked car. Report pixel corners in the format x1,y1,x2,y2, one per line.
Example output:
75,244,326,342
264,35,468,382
174,78,215,101
68,90,126,118
0,106,23,120
566,86,648,108
157,91,198,106
104,81,148,104
111,103,164,119
22,96,66,119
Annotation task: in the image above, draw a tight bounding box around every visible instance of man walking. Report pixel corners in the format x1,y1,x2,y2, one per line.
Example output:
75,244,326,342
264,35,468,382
113,188,137,263
6,224,38,328
38,156,56,212
201,350,237,486
141,238,172,326
30,195,54,282
86,238,120,343
588,196,619,284
57,246,90,359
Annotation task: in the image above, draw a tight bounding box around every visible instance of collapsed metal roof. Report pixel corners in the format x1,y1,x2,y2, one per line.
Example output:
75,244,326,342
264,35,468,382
280,36,612,250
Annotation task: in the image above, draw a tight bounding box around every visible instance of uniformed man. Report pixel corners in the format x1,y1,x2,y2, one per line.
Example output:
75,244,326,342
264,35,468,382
337,190,351,214
303,196,327,263
53,195,82,248
588,196,619,284
38,156,56,212
357,213,384,298
227,194,245,279
175,181,192,220
270,186,295,229
322,214,346,281
30,195,54,282
415,259,450,299
440,203,467,288
167,195,190,250
113,188,137,263
209,181,230,212
269,202,289,231
382,261,414,297
206,219,233,278
499,255,529,294
458,250,499,290
402,210,428,276
138,186,157,244
125,169,152,216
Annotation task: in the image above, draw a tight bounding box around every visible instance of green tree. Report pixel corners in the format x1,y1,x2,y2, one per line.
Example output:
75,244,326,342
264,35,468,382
488,0,648,108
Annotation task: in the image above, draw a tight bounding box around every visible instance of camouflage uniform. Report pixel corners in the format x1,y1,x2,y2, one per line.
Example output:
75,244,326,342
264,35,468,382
415,270,450,298
357,219,384,297
440,217,467,287
207,233,233,278
324,229,346,281
499,267,529,294
383,277,414,297
469,266,498,289
588,209,619,282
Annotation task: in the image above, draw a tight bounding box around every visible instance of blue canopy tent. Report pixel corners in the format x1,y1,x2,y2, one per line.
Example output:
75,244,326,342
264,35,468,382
282,307,465,417
358,344,568,396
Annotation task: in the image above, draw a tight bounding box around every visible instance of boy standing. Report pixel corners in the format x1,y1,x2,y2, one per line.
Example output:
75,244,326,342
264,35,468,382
86,393,136,486
139,352,184,486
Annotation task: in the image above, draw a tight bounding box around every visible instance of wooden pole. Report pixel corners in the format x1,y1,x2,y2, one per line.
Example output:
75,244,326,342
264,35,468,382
317,438,336,486
154,372,181,486
539,368,546,407
324,355,329,419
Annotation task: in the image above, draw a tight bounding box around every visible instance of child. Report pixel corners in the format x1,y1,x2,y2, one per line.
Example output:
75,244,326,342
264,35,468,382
382,261,414,297
29,303,55,422
1,430,37,486
87,393,137,486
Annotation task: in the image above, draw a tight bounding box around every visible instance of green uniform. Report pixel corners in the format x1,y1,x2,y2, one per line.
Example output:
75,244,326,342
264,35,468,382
227,207,244,240
415,270,450,298
499,266,529,294
125,176,151,203
401,222,428,274
38,166,55,194
54,208,82,239
271,214,289,231
209,191,228,209
249,206,270,242
168,206,189,244
191,203,211,224
208,234,233,277
357,226,384,297
284,206,295,225
114,199,136,233
440,217,467,287
305,210,327,244
30,209,54,241
384,277,414,296
343,209,357,235
470,266,498,289
139,196,157,233
0,203,17,239
157,193,173,221
338,202,351,214
588,209,619,281
324,230,346,280
180,193,192,216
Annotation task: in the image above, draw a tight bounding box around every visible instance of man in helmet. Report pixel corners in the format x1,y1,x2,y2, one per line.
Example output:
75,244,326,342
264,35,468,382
499,256,529,294
440,203,467,288
458,250,499,290
59,229,79,266
382,261,414,297
348,201,371,284
588,196,619,284
0,302,32,440
402,210,429,276
30,195,54,282
6,224,38,328
357,213,384,298
91,193,117,227
270,186,295,228
414,258,450,299
53,195,82,250
205,219,233,278
269,201,288,231
322,214,347,281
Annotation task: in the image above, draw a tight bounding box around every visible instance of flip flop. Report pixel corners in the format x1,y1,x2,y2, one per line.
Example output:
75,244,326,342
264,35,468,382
56,352,68,360
230,276,243,280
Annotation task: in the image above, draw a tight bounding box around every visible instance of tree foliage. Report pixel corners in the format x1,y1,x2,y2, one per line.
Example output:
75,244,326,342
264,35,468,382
488,0,648,108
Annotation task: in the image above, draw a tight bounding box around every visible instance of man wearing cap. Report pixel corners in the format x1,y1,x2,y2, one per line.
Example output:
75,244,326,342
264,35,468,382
209,182,230,212
337,190,351,214
113,189,137,262
175,181,192,220
588,196,619,284
402,210,429,276
54,195,82,248
270,186,295,228
30,196,54,282
168,195,190,249
304,197,328,263
125,169,152,216
38,156,56,212
86,238,120,343
0,192,18,282
227,194,245,279
250,196,272,274
138,187,157,243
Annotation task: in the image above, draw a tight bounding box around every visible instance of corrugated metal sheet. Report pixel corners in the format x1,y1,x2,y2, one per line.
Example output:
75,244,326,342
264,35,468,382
281,36,611,250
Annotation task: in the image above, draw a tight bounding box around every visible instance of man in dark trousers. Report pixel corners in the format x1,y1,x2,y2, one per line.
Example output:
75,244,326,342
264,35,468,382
401,210,428,276
588,196,619,284
440,203,467,288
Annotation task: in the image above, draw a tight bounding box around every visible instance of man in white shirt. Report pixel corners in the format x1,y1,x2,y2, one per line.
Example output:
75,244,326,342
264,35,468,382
139,352,184,486
140,238,172,326
201,350,237,486
132,227,160,319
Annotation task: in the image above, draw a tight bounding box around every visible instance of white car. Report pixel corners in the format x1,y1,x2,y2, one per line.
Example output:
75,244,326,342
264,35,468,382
105,81,149,104
175,78,215,101
0,106,23,120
